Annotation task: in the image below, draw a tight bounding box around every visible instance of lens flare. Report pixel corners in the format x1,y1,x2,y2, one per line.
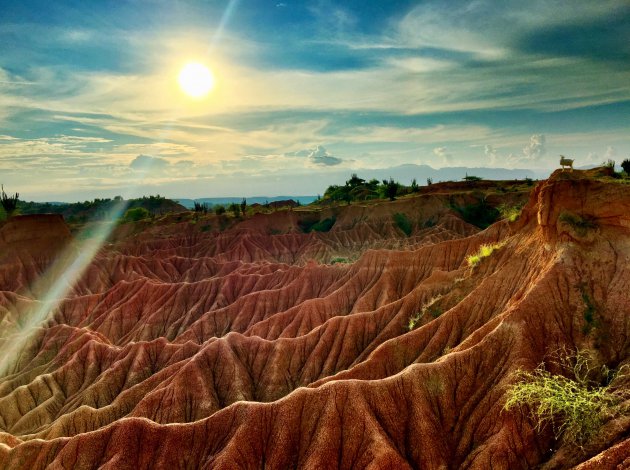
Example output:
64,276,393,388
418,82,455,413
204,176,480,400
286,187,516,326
0,201,128,377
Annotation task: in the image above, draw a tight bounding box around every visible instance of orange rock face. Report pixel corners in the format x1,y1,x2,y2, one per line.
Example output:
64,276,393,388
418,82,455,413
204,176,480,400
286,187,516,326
0,172,629,469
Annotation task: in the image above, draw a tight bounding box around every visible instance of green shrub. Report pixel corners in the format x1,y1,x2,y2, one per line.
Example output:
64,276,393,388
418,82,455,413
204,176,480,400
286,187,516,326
421,294,444,319
386,178,398,200
407,311,423,330
393,213,412,236
559,212,597,237
498,203,523,222
504,350,629,448
122,207,150,222
311,217,336,232
1,185,19,218
451,197,499,229
580,289,598,335
228,202,241,217
193,202,210,213
423,216,437,228
621,159,630,175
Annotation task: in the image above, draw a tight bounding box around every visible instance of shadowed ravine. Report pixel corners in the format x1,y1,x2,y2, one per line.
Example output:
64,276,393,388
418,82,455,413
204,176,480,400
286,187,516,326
1,171,629,469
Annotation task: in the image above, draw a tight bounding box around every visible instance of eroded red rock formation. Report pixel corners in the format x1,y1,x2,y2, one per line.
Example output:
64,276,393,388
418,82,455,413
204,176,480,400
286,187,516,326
0,171,628,469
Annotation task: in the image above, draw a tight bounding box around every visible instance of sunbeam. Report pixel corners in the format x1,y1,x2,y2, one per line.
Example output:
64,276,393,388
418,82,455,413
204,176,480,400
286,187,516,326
211,0,240,48
0,200,129,377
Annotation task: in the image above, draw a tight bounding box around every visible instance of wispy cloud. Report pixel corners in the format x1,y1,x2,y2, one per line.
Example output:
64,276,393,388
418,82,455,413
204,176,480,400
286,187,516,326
1,1,629,199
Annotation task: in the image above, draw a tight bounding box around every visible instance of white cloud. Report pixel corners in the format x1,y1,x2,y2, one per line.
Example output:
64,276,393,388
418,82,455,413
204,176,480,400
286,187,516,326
433,146,452,165
298,145,344,167
522,134,546,160
129,154,170,171
484,144,498,165
285,145,344,166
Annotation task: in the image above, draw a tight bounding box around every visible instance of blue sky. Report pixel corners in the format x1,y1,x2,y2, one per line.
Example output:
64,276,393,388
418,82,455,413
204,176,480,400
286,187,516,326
1,0,629,200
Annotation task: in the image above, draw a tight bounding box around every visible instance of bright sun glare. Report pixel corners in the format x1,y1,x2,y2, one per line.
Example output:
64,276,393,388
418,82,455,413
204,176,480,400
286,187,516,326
178,62,215,98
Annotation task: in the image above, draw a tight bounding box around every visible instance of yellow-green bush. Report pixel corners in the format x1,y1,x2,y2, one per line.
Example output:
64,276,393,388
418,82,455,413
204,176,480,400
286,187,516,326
466,242,504,267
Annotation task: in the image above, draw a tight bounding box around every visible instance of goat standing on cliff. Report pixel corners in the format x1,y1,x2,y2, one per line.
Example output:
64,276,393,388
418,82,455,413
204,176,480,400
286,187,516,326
560,155,574,171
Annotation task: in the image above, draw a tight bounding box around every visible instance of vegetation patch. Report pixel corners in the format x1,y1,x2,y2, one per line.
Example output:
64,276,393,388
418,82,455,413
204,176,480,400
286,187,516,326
422,294,444,319
466,242,504,268
1,185,19,219
451,197,500,229
407,311,423,331
194,202,210,213
423,216,437,228
311,217,336,232
393,212,412,236
498,203,523,222
321,173,434,205
559,212,597,237
122,207,150,222
579,288,598,335
504,350,629,448
300,217,336,233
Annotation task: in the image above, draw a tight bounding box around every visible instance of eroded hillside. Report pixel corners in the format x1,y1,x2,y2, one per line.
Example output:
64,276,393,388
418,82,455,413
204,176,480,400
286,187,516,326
0,172,629,469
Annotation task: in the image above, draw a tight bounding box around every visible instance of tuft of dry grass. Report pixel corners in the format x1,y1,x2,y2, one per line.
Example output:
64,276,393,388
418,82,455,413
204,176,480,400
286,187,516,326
466,241,505,267
504,350,630,448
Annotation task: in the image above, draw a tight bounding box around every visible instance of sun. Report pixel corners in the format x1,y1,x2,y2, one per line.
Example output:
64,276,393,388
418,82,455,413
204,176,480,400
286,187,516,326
178,62,215,98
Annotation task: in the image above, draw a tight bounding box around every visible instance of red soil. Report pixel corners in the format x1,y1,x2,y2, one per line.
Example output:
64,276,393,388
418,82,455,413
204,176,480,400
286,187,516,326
0,171,628,469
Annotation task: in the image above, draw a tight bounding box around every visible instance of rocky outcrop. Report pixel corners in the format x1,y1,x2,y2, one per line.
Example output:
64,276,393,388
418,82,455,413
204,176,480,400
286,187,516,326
0,172,628,469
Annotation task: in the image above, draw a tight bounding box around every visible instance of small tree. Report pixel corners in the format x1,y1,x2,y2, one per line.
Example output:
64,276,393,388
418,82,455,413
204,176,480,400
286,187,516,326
426,177,433,186
410,178,419,192
386,178,398,201
346,173,365,188
228,202,241,217
463,174,482,182
214,205,226,215
193,202,209,213
621,159,630,175
122,207,149,222
240,198,247,216
1,185,19,218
